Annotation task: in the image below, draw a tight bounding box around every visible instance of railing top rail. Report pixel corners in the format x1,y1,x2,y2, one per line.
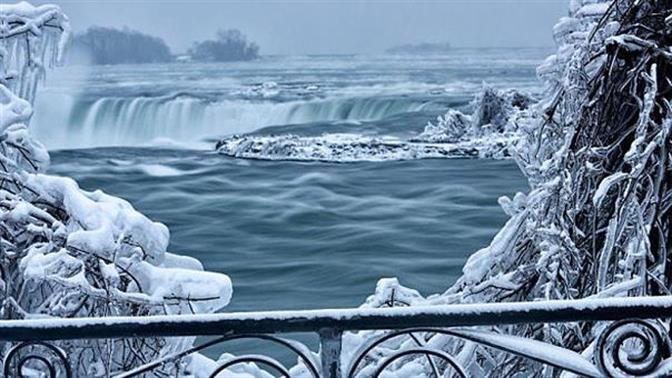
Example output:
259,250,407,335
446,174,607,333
1,296,672,342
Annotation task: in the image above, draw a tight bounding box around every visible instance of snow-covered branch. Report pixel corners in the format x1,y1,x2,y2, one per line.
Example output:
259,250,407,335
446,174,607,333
358,0,672,375
0,3,233,376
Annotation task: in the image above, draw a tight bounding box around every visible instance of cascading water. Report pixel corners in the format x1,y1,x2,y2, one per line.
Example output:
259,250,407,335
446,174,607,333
31,52,547,150
32,92,437,149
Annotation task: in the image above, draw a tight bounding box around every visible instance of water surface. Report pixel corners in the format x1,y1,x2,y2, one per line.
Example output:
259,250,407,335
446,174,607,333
50,149,527,311
41,50,542,311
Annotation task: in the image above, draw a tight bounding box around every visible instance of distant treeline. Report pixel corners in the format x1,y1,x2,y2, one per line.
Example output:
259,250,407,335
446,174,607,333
68,27,259,65
189,29,259,62
69,27,172,65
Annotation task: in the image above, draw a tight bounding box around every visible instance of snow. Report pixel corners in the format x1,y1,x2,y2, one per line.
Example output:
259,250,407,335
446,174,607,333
0,2,71,103
448,329,602,377
0,84,32,130
460,210,526,285
216,132,518,162
0,3,233,376
10,170,235,315
593,172,627,206
129,260,232,313
413,109,473,143
3,295,671,331
575,3,611,18
216,86,532,163
606,34,657,52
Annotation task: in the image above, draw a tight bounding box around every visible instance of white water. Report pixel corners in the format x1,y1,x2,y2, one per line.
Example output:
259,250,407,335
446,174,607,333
32,93,432,148
32,52,549,150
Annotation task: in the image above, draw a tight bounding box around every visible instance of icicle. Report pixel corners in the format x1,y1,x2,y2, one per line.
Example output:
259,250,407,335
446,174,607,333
0,2,70,104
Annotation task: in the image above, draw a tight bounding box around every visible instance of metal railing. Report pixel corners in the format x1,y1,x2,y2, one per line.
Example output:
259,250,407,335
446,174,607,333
2,296,672,377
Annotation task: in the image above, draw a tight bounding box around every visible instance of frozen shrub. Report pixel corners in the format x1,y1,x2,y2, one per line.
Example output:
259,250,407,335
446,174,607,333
0,3,232,376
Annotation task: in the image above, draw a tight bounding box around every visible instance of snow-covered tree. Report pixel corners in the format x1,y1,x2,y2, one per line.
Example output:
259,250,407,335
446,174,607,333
359,0,672,376
0,3,232,376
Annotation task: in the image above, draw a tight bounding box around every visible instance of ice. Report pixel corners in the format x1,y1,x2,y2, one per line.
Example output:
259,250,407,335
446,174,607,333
575,3,611,18
413,86,533,146
593,172,627,206
216,132,519,162
0,2,71,103
4,295,671,330
460,212,527,285
0,3,233,375
0,84,32,130
449,329,601,377
216,86,532,163
412,110,473,143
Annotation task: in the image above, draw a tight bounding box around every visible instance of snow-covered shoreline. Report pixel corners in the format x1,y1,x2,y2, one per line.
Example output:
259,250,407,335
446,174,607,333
215,132,519,162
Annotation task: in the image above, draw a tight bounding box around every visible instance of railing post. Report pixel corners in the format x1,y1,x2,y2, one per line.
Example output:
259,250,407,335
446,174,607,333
319,327,343,378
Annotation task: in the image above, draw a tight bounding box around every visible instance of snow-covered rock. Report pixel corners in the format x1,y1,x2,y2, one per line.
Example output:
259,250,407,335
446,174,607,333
216,132,518,162
411,109,472,143
413,87,534,144
216,86,532,163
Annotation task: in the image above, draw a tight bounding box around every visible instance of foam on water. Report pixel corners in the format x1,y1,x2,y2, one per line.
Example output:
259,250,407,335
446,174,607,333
138,164,185,177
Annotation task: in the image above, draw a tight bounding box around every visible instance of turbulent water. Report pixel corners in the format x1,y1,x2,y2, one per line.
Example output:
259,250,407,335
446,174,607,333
34,49,548,149
50,149,528,311
42,50,546,312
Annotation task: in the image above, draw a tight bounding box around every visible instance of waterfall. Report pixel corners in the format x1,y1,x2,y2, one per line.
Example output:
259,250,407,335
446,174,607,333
32,92,436,149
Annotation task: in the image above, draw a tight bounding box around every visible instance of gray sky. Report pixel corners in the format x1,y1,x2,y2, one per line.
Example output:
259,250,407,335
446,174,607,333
39,0,569,54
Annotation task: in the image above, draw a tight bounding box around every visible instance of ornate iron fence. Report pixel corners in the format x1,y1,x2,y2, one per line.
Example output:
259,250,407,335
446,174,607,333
2,296,672,377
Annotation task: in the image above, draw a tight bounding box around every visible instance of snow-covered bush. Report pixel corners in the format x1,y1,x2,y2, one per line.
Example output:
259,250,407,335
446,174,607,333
413,87,534,144
0,2,69,104
360,0,672,376
0,3,232,376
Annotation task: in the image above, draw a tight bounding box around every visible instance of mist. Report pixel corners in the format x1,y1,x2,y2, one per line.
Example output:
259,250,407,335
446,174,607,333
40,0,568,54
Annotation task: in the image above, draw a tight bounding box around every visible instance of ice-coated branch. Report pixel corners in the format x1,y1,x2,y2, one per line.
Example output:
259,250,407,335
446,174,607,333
0,3,233,376
0,2,70,103
355,0,672,376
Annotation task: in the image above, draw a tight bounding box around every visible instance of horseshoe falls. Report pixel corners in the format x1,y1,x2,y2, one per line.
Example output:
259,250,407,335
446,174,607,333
33,51,547,149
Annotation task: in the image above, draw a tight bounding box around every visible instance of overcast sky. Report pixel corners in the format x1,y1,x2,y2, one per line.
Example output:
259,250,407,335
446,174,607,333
39,0,569,55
